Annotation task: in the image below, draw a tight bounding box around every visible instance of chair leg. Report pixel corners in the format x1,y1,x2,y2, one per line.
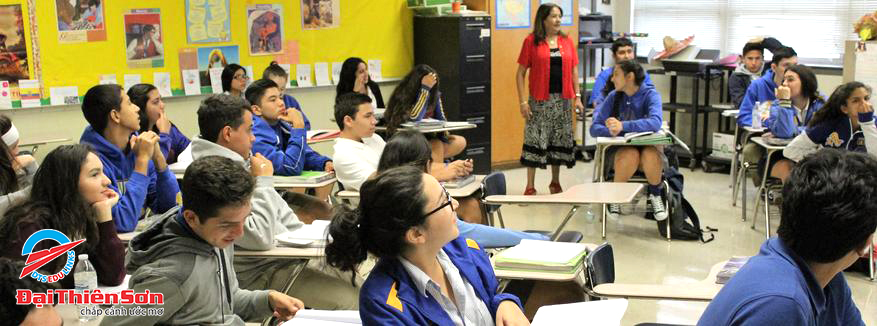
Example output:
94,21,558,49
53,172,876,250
869,238,875,282
496,208,506,228
763,188,771,239
601,203,607,239
751,186,763,230
663,180,671,242
740,163,750,221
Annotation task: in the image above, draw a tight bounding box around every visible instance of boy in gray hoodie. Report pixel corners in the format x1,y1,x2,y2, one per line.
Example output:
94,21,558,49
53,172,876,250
190,94,359,310
101,156,304,325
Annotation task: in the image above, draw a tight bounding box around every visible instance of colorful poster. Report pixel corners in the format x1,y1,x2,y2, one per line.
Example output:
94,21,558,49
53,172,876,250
540,0,573,26
182,69,201,95
153,72,172,97
124,9,163,68
197,45,238,89
0,5,31,88
496,0,530,29
247,4,283,56
55,0,107,43
301,0,340,30
18,79,39,108
185,0,231,43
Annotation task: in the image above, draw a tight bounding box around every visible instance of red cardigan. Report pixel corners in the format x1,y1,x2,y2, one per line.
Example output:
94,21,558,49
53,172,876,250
517,33,579,101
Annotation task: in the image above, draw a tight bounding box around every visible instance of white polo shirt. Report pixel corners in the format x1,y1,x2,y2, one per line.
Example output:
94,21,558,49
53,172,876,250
332,134,385,191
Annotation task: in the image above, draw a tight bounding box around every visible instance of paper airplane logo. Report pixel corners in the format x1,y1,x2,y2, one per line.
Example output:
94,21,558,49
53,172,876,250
19,229,85,281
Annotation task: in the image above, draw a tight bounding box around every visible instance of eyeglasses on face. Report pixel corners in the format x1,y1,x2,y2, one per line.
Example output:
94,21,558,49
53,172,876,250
423,186,456,219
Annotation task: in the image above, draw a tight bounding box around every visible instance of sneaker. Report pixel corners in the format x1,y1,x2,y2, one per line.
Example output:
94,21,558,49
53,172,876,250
607,204,621,219
649,194,668,221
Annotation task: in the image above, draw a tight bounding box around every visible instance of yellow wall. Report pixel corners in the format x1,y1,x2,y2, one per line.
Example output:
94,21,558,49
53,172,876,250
25,0,412,93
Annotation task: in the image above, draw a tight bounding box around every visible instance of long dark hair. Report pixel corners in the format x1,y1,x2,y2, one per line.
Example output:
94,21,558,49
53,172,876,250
809,81,872,127
337,57,366,97
0,115,18,195
532,3,565,45
128,83,159,133
610,60,646,118
784,65,821,103
325,166,428,283
378,130,432,173
263,61,288,81
385,64,439,134
222,64,245,93
0,144,100,250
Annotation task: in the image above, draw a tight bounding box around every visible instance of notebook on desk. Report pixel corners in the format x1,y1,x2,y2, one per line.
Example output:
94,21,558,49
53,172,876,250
276,220,330,248
401,118,445,130
443,174,475,189
494,239,589,273
275,171,335,184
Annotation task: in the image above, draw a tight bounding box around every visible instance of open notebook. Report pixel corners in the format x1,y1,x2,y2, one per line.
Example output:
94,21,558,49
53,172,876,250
276,220,330,248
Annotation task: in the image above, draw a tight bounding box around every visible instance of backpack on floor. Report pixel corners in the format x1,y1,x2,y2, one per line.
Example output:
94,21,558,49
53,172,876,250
658,167,717,243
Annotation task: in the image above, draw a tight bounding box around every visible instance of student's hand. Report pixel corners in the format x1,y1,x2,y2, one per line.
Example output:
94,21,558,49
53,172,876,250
92,190,120,223
324,161,334,173
156,111,172,133
267,290,304,322
14,154,35,170
495,301,530,326
520,102,531,120
856,99,873,114
354,73,368,94
280,108,306,129
421,73,438,88
449,160,472,177
250,153,274,177
133,132,158,162
607,118,623,136
574,96,585,111
775,86,791,101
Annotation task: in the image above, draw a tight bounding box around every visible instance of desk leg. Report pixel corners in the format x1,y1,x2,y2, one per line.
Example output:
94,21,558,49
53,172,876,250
263,259,309,326
669,76,678,133
752,150,774,237
551,206,580,241
691,77,701,167
869,238,875,281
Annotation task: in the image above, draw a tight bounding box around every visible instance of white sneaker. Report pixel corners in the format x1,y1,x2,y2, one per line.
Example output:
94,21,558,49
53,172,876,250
607,204,621,219
649,194,668,221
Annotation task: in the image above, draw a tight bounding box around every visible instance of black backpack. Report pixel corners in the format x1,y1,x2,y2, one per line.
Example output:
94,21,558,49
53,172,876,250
657,167,717,243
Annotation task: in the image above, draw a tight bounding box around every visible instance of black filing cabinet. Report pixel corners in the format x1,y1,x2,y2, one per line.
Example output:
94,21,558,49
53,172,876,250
414,14,492,174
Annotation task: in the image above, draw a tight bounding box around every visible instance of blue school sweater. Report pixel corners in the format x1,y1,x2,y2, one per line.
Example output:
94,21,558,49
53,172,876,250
281,94,311,131
158,124,191,164
738,70,778,127
698,238,864,326
766,97,824,139
251,115,330,176
588,67,654,107
80,127,180,232
590,84,663,137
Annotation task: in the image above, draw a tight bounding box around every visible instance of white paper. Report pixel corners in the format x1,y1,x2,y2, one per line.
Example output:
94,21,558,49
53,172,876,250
531,299,628,326
153,72,173,97
314,62,331,86
296,64,313,87
49,86,79,106
497,239,589,264
331,62,343,85
123,74,142,92
182,69,201,95
18,79,41,108
281,309,361,325
97,275,131,295
277,220,329,242
279,64,292,87
0,81,11,109
99,74,118,85
243,65,254,88
481,28,490,38
367,60,382,81
209,68,224,94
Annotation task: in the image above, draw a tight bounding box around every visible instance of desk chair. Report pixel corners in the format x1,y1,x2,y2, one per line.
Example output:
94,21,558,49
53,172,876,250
584,243,614,300
870,238,875,281
731,127,764,221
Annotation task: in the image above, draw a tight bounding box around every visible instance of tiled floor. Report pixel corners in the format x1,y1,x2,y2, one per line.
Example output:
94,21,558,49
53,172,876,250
492,160,876,325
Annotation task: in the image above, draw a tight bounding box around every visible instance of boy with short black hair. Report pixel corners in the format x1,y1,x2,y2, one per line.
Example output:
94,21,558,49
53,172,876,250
588,37,654,108
729,37,785,110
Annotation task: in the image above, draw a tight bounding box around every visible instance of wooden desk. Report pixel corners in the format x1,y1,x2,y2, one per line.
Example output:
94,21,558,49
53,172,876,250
336,175,485,202
592,261,726,302
484,183,643,239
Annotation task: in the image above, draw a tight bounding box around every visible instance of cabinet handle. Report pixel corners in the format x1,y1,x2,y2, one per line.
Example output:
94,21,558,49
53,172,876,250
466,23,487,29
466,54,486,61
465,86,486,93
466,117,485,124
467,148,485,155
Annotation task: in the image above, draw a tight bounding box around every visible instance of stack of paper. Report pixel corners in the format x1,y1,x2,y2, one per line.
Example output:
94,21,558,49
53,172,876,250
276,220,330,248
625,131,672,145
281,309,361,325
274,171,335,184
494,239,588,273
401,118,445,130
715,256,750,284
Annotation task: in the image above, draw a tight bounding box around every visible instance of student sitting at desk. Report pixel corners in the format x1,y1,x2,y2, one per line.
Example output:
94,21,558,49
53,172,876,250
102,156,305,325
222,63,249,98
191,94,357,309
0,258,62,325
590,60,667,221
247,79,334,201
698,150,871,326
337,57,385,108
0,115,37,216
385,64,467,167
333,93,545,247
589,37,654,109
128,83,190,164
737,46,798,128
784,81,877,162
761,64,824,182
79,84,180,233
263,61,312,130
326,166,530,325
0,144,125,289
728,37,785,110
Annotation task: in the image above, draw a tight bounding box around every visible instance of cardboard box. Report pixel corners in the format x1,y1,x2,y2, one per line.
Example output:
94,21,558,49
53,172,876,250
711,132,735,160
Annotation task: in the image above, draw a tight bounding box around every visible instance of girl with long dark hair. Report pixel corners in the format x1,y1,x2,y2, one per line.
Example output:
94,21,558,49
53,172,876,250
0,115,37,215
221,64,248,97
129,83,190,164
336,57,384,108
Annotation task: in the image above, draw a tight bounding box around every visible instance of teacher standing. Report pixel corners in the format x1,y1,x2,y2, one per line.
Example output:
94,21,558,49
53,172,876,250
516,3,582,195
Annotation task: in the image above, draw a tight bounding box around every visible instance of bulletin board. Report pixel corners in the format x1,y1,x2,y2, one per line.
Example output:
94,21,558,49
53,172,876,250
16,0,414,101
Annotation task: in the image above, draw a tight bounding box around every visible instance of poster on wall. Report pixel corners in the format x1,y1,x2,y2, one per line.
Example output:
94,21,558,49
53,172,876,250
196,45,238,89
124,9,163,69
539,0,573,26
55,0,107,43
496,0,530,29
301,0,340,30
186,0,231,44
247,4,283,56
0,4,31,91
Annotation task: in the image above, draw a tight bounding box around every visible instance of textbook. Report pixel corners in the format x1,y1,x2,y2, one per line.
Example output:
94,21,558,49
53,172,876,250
494,239,589,273
401,118,445,130
307,129,341,141
715,256,750,284
443,174,475,189
276,220,330,248
274,171,335,184
625,131,673,145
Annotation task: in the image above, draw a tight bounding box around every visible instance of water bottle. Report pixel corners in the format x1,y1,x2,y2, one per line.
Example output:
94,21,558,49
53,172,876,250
752,101,762,129
74,254,98,323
